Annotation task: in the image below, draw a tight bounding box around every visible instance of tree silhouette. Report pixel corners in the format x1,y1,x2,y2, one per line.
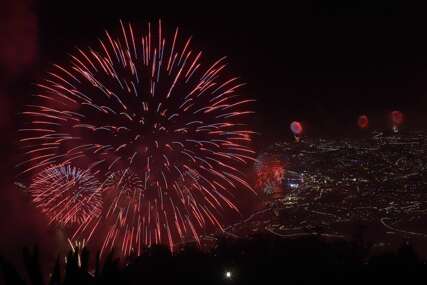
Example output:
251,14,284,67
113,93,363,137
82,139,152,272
0,237,426,285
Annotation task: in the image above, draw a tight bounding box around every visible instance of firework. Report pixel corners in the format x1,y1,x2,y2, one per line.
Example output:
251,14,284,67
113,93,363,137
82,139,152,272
391,110,403,125
98,170,144,254
290,121,303,136
290,121,303,143
357,115,369,129
29,164,102,225
391,110,403,133
255,154,285,196
19,20,256,254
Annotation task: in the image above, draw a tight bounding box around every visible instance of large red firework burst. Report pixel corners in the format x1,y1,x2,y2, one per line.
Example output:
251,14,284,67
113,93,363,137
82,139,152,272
19,20,256,254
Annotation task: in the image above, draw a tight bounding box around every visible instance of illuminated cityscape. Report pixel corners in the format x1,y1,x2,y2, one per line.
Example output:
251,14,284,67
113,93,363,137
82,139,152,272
220,131,427,251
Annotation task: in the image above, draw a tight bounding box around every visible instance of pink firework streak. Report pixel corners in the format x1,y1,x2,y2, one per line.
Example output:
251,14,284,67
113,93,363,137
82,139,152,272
19,20,256,255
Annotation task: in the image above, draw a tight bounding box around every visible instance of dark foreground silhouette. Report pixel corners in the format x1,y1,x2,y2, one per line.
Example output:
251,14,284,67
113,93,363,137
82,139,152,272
1,235,426,285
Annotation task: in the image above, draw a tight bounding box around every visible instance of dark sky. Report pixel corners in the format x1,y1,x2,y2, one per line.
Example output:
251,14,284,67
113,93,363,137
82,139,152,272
1,0,427,263
8,2,427,139
31,2,427,139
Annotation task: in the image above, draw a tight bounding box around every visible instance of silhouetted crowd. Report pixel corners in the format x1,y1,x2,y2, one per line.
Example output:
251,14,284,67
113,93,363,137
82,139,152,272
1,235,426,285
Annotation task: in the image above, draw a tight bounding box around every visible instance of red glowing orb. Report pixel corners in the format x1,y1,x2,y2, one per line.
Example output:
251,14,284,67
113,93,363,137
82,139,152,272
357,115,369,129
290,121,303,135
391,110,404,126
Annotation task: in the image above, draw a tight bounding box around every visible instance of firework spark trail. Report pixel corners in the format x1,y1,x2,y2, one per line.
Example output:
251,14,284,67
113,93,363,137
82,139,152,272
19,20,256,254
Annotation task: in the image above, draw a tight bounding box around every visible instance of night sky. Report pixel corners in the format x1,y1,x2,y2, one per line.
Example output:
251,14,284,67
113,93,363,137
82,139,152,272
35,3,427,138
1,0,427,262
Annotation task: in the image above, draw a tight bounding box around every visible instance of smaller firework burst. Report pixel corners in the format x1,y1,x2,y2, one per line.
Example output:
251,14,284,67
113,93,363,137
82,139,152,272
255,154,285,196
104,169,144,196
29,165,102,226
98,169,145,255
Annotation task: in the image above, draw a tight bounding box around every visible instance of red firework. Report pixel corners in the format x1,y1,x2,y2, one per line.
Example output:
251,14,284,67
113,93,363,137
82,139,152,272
19,20,256,254
391,110,404,126
357,115,369,129
290,121,303,136
255,154,285,196
29,164,102,226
